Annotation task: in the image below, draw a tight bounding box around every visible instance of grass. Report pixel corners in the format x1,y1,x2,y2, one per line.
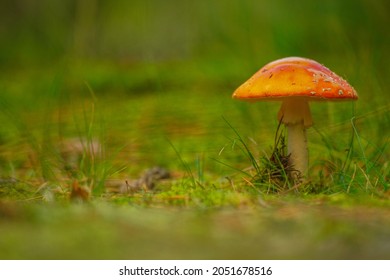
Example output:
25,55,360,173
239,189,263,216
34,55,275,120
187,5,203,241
0,0,389,260
0,80,388,259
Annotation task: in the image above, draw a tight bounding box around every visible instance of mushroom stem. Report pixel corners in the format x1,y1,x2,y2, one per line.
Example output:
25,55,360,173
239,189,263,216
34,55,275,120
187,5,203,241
277,98,312,181
286,122,308,180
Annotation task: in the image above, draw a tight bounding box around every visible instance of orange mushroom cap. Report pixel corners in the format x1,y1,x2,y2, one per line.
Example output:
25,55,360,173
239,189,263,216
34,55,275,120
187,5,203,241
232,57,358,101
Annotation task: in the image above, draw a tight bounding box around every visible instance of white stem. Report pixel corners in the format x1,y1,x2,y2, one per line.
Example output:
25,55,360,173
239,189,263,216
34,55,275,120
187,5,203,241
278,98,312,181
287,122,308,180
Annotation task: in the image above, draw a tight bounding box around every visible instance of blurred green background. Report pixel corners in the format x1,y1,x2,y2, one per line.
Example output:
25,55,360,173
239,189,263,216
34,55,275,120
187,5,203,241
1,0,389,66
0,0,389,259
1,0,388,98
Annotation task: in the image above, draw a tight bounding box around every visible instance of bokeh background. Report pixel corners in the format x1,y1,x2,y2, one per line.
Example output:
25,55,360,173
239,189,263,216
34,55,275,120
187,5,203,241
1,0,389,67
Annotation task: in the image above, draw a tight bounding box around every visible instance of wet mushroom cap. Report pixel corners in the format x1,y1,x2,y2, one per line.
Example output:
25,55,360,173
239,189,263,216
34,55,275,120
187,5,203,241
232,57,358,101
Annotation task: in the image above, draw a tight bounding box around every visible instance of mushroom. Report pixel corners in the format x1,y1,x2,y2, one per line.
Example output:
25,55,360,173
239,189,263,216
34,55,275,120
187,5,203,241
232,57,358,181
